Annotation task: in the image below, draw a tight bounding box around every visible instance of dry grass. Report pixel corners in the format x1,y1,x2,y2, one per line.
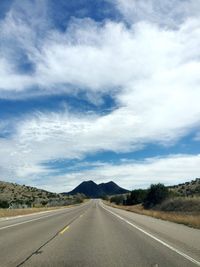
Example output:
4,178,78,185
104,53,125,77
105,201,200,229
0,206,66,218
156,197,200,212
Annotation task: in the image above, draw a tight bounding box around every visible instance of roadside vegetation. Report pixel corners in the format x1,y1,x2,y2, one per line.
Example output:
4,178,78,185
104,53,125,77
107,178,200,229
0,181,86,217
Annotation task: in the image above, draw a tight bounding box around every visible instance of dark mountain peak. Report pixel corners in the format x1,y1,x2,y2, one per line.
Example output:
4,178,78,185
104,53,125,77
67,180,100,198
106,181,117,186
99,181,115,185
108,181,116,184
99,181,128,195
80,180,97,185
67,180,129,198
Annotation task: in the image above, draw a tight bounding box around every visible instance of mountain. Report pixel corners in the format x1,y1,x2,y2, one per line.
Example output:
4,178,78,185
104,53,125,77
66,180,129,198
99,181,129,195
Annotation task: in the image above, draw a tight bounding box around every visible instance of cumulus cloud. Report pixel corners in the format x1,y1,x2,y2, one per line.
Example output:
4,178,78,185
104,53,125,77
0,2,199,94
1,14,200,139
0,104,199,188
0,0,200,189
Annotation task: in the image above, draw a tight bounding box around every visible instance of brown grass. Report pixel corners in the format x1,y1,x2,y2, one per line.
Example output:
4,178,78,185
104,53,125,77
105,201,200,229
0,206,67,218
156,197,200,212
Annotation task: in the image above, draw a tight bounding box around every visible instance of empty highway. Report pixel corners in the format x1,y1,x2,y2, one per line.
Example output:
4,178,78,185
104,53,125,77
0,200,200,267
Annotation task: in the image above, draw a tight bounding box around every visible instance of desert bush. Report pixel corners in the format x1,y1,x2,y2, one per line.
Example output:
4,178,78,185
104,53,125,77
0,200,9,208
25,200,33,207
41,200,48,206
144,183,169,209
101,195,109,201
155,197,200,212
195,185,200,194
74,193,85,203
125,189,147,205
110,195,124,205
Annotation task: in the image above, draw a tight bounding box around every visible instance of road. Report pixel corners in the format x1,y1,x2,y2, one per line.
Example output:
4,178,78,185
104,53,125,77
0,199,200,267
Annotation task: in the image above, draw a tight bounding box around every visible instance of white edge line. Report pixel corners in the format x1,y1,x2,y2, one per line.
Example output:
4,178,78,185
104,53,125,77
0,203,88,231
101,205,200,266
0,210,67,231
0,207,69,222
0,201,89,222
0,202,90,231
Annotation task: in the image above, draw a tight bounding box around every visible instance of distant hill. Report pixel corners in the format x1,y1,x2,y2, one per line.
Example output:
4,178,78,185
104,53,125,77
65,180,129,198
0,181,84,208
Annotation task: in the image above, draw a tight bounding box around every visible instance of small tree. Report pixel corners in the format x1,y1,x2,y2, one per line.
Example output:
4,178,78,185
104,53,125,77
126,189,147,205
144,183,169,209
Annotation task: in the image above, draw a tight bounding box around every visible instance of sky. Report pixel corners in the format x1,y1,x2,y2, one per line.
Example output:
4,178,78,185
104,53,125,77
0,0,200,192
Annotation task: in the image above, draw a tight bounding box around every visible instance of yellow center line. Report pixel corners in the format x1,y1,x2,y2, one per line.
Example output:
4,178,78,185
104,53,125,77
59,213,84,235
60,225,69,234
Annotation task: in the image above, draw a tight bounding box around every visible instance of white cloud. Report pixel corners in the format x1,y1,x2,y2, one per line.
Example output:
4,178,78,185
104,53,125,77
0,1,200,189
1,15,200,139
0,5,199,94
0,104,199,188
111,0,200,27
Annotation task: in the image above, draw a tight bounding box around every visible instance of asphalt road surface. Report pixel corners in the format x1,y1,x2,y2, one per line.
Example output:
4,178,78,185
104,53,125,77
0,199,200,267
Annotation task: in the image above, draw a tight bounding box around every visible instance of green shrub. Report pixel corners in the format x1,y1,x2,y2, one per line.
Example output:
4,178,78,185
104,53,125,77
74,193,85,203
41,200,48,206
143,183,169,209
101,195,109,201
0,200,9,208
126,189,147,205
110,195,124,205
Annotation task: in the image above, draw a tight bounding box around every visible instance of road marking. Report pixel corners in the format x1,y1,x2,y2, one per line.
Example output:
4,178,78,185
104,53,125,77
0,207,86,231
60,226,69,234
102,205,200,266
0,201,90,223
59,212,84,235
0,207,71,222
0,212,62,231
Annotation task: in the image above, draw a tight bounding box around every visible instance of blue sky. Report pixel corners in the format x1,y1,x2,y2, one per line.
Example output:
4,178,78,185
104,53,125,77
0,0,200,192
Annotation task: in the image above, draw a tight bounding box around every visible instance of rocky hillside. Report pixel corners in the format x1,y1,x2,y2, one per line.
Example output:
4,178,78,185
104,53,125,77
0,181,84,208
169,178,200,197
